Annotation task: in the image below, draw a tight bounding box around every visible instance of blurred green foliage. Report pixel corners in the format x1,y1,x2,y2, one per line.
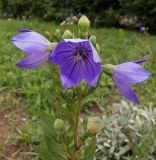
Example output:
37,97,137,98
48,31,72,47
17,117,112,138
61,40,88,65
0,0,156,33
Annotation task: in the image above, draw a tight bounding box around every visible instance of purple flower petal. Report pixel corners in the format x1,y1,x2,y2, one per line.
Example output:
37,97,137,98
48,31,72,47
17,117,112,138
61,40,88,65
113,76,139,105
89,42,102,63
60,60,83,88
64,39,86,43
133,56,151,64
83,58,101,87
12,29,51,69
17,52,49,69
63,39,102,63
12,29,50,55
114,62,151,84
111,57,151,104
51,39,102,88
19,29,32,33
50,41,77,64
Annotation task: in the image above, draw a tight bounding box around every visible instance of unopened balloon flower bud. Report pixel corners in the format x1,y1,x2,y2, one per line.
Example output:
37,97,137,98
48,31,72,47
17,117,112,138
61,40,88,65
67,89,73,97
54,119,64,131
44,31,52,40
55,29,61,35
78,15,90,32
96,43,100,53
79,31,88,39
54,29,61,40
62,30,73,39
89,35,96,46
87,117,102,135
47,42,58,52
51,42,58,50
103,64,115,76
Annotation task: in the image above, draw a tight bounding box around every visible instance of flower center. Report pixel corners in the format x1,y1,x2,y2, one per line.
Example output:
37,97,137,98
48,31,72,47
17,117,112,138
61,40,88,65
74,46,88,62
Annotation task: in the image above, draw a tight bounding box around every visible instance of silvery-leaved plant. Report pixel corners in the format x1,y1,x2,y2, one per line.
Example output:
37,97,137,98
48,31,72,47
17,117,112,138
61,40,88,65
12,15,152,160
96,103,156,160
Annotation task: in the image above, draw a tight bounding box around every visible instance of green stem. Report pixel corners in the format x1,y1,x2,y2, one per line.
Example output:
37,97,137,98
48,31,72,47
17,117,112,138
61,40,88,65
73,113,79,160
72,100,82,160
71,84,88,160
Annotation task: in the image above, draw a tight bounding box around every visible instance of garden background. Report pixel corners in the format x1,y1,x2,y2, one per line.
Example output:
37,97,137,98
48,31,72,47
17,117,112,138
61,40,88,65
0,0,156,160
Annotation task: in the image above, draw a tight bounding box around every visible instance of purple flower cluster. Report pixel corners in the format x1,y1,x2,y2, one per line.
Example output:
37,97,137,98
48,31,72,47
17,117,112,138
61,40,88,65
12,29,151,104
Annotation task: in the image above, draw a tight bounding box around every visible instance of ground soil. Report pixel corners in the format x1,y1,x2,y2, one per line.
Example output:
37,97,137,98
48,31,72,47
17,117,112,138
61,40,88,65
0,107,28,160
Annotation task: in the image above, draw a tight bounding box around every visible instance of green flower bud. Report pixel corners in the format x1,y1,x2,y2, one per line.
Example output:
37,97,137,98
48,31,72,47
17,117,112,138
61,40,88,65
62,30,73,39
78,15,90,32
51,42,58,50
96,43,100,53
54,29,61,41
87,117,102,135
55,29,61,36
79,31,88,39
89,35,96,46
47,42,58,52
103,64,115,76
44,31,52,40
54,119,64,131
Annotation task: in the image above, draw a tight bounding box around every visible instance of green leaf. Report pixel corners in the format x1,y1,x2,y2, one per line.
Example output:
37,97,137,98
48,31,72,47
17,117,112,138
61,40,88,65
36,110,66,160
84,139,96,160
37,110,57,138
34,145,53,160
44,134,66,160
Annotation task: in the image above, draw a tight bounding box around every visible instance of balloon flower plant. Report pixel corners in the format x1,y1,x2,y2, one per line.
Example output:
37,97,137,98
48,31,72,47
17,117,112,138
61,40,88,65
12,16,151,160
